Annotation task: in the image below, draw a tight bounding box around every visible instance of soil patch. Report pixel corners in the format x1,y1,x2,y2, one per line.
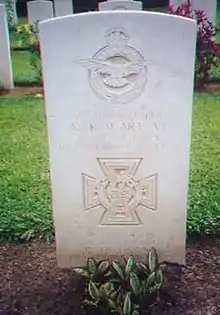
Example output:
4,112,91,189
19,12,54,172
0,237,219,315
203,83,220,92
196,83,220,92
0,86,43,98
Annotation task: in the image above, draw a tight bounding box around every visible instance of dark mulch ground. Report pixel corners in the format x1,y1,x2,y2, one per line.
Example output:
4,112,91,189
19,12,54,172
0,237,219,315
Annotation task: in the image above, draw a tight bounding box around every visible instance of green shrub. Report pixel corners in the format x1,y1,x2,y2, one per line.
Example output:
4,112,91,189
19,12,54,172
16,22,42,83
74,248,165,315
168,2,219,88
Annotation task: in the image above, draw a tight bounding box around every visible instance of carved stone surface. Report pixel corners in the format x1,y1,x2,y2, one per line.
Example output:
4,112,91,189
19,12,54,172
82,158,157,225
77,29,147,103
39,11,197,267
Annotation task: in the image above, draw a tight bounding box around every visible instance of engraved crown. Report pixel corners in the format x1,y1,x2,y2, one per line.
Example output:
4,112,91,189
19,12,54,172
106,28,128,47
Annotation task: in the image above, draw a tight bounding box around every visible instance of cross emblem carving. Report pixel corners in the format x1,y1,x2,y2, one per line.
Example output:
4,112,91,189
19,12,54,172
82,158,157,225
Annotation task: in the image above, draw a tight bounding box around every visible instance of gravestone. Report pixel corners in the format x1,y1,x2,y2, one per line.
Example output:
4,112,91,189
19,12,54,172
99,0,142,11
39,11,196,267
54,0,73,16
0,0,17,25
11,0,17,25
192,0,217,24
0,4,14,89
169,0,182,6
27,0,54,24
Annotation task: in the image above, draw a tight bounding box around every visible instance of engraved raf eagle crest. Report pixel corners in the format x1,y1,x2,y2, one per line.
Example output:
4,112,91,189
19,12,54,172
82,158,157,225
77,29,147,103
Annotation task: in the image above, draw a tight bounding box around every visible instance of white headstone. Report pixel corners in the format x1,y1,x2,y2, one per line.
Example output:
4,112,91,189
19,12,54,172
39,11,196,267
11,0,18,25
192,0,217,24
54,0,73,16
27,0,54,24
169,0,183,7
0,4,14,89
0,0,17,25
99,0,142,11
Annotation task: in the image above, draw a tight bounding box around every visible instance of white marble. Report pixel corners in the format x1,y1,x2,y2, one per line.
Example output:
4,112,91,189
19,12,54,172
0,4,14,89
39,11,197,267
54,0,73,16
27,0,54,24
99,0,142,11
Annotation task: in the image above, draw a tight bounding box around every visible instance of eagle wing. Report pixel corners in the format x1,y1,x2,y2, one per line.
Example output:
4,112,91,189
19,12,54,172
77,59,112,76
121,61,146,78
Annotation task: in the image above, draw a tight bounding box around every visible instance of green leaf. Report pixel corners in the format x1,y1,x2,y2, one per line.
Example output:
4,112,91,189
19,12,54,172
123,293,131,315
148,247,158,272
105,270,112,277
149,283,161,294
73,268,89,277
112,261,124,280
103,282,114,294
121,257,127,268
107,299,117,309
117,291,123,305
130,272,140,296
125,256,135,276
140,280,147,295
146,272,156,288
87,257,97,275
21,229,34,241
137,262,149,274
109,290,118,301
84,299,98,307
133,304,139,310
110,278,122,284
155,268,164,286
88,281,100,301
132,311,140,315
98,260,110,275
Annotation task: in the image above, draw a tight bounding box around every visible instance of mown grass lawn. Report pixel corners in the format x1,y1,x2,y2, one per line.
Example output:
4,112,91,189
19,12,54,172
0,93,219,241
0,97,52,241
188,93,220,235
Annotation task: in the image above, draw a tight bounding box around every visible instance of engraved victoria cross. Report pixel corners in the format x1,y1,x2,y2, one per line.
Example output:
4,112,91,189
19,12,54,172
82,158,157,225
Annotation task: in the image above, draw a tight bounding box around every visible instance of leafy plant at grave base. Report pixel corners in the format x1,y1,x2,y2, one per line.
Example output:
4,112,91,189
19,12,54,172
16,22,42,83
168,2,219,88
73,248,165,314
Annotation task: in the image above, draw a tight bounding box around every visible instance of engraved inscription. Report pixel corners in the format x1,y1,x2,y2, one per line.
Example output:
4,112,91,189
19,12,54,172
77,29,147,103
82,158,157,225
